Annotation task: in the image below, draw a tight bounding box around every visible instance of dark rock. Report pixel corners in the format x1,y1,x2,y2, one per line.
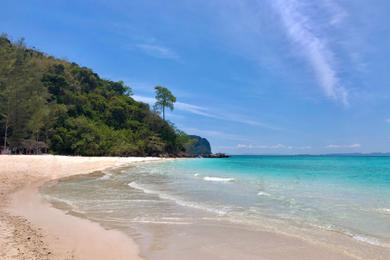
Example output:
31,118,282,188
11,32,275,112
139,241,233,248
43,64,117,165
184,135,212,156
202,153,230,158
182,135,229,158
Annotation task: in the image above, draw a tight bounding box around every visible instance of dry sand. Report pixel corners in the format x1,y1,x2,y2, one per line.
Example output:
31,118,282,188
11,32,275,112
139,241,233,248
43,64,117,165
0,155,162,260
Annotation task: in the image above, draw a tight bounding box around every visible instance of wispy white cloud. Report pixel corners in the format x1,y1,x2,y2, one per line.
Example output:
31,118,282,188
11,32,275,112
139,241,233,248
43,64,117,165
136,43,179,60
385,118,390,123
132,95,155,104
325,143,361,148
174,102,215,118
236,144,311,150
322,0,348,25
133,95,281,130
133,95,215,117
228,116,282,130
182,128,249,142
270,0,348,105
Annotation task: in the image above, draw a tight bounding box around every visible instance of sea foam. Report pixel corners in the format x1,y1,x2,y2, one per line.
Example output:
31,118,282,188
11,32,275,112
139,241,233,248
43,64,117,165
376,208,390,215
128,181,228,215
352,234,390,248
99,173,112,180
257,191,271,197
203,176,235,182
130,217,192,225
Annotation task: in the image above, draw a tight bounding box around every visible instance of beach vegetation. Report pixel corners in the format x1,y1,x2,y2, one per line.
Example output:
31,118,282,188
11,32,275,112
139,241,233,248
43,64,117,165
0,35,187,156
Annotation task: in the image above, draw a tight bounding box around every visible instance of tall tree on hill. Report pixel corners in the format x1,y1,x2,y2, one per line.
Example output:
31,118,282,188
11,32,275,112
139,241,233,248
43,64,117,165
153,86,176,121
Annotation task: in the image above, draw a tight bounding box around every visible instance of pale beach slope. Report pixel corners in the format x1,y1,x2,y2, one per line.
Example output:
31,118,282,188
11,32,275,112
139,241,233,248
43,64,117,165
0,155,162,260
0,155,385,260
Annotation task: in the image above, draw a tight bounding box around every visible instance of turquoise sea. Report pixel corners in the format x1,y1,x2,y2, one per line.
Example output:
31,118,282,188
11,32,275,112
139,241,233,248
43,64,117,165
42,156,390,257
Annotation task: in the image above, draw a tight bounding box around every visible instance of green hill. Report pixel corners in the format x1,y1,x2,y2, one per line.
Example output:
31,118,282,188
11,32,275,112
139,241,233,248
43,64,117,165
0,35,188,156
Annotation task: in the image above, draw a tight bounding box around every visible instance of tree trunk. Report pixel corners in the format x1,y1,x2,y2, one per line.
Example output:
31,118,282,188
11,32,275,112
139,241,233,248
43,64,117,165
35,130,39,154
162,106,165,121
3,117,8,153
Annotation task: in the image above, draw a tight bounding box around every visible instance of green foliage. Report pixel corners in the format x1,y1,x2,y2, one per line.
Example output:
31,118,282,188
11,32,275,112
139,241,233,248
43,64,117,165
0,35,187,156
153,86,176,120
0,36,48,152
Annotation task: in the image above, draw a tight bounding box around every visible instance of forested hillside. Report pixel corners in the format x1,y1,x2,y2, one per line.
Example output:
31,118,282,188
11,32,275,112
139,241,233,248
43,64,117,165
0,35,188,156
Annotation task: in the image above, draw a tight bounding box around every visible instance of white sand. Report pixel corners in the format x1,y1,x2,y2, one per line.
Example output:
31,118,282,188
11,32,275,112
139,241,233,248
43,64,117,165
0,155,386,260
0,155,164,260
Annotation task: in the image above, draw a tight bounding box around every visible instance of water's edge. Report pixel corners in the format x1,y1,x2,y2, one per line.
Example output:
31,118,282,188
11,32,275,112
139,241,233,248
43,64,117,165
40,157,390,259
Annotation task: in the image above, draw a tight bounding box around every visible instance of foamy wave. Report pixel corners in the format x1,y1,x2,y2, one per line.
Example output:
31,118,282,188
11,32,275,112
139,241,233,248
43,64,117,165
128,181,155,194
257,191,271,197
203,176,235,182
352,234,390,248
376,208,390,215
43,195,76,208
131,219,192,225
194,173,200,177
128,182,228,215
321,223,390,249
99,173,112,180
43,195,86,214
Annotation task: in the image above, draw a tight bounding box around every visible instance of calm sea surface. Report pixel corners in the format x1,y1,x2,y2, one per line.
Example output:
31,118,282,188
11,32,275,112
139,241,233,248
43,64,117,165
41,156,390,253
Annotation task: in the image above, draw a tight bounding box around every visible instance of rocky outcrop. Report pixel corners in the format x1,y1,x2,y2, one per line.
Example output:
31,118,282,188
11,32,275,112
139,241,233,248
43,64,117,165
184,135,212,156
183,136,230,158
202,153,230,158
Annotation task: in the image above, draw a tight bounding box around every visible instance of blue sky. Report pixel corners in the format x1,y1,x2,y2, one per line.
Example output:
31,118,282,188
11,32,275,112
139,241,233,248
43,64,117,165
2,0,390,154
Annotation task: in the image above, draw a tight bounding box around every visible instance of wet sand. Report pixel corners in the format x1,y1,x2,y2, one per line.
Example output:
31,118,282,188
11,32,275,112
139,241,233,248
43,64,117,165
0,155,162,259
138,222,356,260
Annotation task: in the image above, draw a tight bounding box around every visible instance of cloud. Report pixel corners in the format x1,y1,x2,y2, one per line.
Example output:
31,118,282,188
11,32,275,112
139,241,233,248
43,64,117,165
174,102,216,118
386,118,390,123
270,0,348,105
236,144,311,150
136,43,179,60
182,128,249,142
322,0,348,25
132,95,155,104
228,116,282,130
132,95,281,130
325,143,361,148
133,95,215,117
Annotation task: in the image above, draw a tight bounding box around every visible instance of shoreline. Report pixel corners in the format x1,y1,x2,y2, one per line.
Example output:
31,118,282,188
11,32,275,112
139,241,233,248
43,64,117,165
0,155,164,260
0,155,388,259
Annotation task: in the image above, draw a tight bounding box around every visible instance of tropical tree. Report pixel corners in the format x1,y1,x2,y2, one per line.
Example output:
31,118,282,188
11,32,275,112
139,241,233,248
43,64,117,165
0,37,47,153
28,96,49,143
153,86,176,120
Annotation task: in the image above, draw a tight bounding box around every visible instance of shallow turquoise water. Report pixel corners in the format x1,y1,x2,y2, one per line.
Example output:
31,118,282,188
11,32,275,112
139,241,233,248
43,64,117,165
42,156,390,248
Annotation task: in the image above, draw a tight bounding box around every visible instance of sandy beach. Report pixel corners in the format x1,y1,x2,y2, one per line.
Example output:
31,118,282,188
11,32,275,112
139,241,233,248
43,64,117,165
0,155,387,260
0,155,162,260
